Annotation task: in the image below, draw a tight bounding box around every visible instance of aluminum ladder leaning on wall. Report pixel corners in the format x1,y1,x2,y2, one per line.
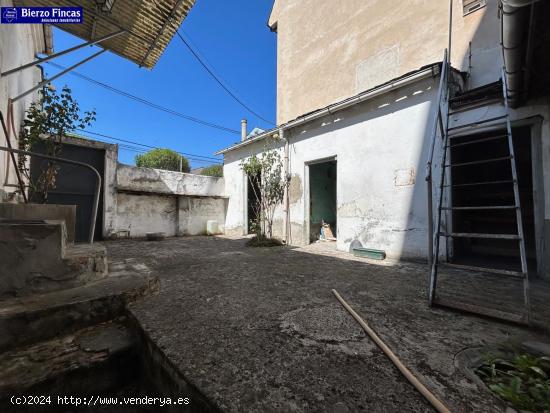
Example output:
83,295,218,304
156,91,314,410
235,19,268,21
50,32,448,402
426,51,531,325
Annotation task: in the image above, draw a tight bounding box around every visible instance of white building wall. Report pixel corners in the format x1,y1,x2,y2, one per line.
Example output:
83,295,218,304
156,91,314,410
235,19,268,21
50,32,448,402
0,0,47,200
224,76,439,259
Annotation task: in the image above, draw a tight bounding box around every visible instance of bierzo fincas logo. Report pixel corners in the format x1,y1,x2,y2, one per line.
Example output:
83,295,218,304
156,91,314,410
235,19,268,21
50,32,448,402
0,6,83,24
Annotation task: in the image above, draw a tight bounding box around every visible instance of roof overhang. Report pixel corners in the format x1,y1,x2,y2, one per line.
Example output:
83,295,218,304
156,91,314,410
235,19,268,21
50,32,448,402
14,0,195,69
216,63,440,155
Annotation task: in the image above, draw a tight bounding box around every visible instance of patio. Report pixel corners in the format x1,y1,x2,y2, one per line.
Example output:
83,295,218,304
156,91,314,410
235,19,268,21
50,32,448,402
107,236,550,412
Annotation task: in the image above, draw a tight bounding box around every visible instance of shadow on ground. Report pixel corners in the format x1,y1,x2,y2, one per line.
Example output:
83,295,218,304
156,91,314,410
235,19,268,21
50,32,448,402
106,236,550,413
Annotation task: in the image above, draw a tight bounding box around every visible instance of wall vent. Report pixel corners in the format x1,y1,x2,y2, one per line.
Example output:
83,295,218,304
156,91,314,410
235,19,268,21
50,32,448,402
463,0,486,16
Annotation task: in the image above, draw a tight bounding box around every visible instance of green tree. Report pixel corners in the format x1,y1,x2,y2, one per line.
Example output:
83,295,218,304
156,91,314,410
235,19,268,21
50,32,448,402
135,148,189,172
241,137,286,240
19,85,96,202
200,164,223,177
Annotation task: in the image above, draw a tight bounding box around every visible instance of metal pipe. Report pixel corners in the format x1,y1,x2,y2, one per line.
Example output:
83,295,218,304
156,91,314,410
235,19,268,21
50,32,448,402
1,30,124,78
426,50,448,269
0,111,27,202
11,49,107,103
0,145,101,244
500,0,538,107
281,128,290,243
241,119,247,141
448,0,453,67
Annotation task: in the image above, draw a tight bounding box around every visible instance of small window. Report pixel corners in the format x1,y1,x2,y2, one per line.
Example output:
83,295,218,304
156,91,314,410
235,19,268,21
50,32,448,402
463,0,486,16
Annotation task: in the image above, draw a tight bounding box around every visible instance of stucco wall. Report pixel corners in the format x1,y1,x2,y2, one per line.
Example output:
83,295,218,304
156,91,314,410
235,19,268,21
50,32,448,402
0,0,47,200
270,0,502,124
117,164,224,197
225,76,439,258
224,76,550,276
114,164,227,238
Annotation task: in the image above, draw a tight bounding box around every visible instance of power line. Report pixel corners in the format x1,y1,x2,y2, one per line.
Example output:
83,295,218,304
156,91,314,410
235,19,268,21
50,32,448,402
151,0,276,126
45,61,240,135
74,128,222,163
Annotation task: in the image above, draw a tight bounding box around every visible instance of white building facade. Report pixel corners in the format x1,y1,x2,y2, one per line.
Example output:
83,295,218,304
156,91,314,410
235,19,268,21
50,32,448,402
219,0,550,279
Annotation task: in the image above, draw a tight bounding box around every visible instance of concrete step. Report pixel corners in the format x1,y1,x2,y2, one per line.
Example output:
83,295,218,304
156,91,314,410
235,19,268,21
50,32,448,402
0,220,109,298
0,220,67,298
0,203,76,242
0,259,159,352
0,320,138,404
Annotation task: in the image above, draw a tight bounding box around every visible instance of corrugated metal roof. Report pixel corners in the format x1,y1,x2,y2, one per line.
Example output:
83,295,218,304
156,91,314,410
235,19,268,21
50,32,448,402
14,0,195,69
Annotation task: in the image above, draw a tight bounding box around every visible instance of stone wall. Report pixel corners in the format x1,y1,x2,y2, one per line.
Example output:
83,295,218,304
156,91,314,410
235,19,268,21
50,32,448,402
114,164,227,238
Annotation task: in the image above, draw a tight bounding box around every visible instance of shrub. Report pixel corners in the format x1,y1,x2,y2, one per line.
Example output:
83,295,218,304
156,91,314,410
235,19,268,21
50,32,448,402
200,164,223,177
135,148,189,172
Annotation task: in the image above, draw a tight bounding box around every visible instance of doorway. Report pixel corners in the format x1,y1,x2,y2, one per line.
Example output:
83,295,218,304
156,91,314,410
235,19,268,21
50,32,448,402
449,126,536,272
246,172,261,234
30,140,105,242
308,160,337,243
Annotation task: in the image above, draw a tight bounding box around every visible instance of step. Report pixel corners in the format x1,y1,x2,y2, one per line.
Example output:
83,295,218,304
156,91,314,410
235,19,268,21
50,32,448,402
438,262,524,278
62,243,108,286
445,156,512,168
0,220,109,298
446,134,508,147
438,232,520,240
0,259,159,352
447,115,508,133
449,81,503,111
440,205,517,211
0,321,138,401
0,220,67,298
0,203,76,242
432,297,527,325
443,179,515,188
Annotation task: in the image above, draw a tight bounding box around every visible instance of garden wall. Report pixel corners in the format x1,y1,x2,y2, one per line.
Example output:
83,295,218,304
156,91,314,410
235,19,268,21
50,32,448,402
114,164,227,238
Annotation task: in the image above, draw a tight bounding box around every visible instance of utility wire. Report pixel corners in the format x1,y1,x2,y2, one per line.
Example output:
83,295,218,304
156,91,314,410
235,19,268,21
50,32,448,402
74,128,222,163
151,0,276,126
45,61,240,135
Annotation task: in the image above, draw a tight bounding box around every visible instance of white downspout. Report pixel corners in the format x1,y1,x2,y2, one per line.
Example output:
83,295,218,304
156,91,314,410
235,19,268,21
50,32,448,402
281,128,290,244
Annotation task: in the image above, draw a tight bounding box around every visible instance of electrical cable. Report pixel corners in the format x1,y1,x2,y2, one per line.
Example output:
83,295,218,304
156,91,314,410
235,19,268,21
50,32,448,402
74,128,221,163
45,61,240,135
151,0,276,126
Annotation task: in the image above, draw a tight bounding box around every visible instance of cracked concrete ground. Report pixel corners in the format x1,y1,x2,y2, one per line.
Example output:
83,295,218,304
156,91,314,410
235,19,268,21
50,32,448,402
107,236,550,412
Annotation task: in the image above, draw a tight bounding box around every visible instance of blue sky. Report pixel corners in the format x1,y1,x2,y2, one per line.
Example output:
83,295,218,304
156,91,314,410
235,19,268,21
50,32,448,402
45,0,276,168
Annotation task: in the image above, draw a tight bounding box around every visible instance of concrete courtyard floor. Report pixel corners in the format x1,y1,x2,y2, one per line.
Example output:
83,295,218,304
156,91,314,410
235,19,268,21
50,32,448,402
107,236,550,413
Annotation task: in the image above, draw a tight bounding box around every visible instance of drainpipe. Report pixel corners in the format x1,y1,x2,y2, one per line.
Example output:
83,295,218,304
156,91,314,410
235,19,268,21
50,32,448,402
500,0,538,107
282,128,290,244
241,119,247,141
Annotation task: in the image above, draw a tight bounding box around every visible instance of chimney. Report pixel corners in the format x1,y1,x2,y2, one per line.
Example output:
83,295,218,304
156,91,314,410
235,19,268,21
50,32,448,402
241,119,247,141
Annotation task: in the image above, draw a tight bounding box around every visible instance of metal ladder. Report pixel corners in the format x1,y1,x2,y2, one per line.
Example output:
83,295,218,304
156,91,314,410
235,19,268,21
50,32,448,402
426,53,531,325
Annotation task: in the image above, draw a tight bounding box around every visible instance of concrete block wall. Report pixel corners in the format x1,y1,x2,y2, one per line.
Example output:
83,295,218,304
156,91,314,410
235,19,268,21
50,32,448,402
114,165,227,238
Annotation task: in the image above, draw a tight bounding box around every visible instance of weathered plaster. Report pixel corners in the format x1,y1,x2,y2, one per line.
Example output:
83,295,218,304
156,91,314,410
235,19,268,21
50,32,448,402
0,0,47,199
117,164,224,197
272,0,500,124
114,164,226,238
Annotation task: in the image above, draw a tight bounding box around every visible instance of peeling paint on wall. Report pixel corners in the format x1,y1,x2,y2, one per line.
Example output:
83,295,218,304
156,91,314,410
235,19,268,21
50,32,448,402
394,168,415,187
289,174,303,204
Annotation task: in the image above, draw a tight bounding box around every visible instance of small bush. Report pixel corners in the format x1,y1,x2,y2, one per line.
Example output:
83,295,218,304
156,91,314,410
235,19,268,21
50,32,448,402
136,149,189,172
476,352,550,412
201,164,223,177
245,235,284,248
